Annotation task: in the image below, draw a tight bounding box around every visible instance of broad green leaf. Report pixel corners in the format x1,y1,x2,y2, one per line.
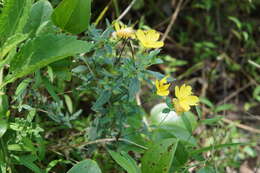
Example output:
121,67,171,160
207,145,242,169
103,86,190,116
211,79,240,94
52,0,91,34
0,119,8,138
24,0,53,35
0,34,28,60
67,159,102,173
181,112,193,134
170,143,189,172
108,150,141,173
158,125,197,146
141,138,178,173
0,0,32,45
2,34,93,88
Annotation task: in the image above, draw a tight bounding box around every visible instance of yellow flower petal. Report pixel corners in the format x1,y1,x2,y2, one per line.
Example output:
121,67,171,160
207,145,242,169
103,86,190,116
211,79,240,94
155,76,170,96
178,84,192,99
157,89,169,96
173,84,199,114
175,86,180,98
182,96,199,106
148,30,160,41
136,29,164,49
159,83,170,90
114,22,120,32
136,30,146,41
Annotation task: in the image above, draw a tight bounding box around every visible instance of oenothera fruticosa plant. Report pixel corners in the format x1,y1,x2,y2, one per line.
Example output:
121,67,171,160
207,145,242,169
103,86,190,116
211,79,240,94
71,21,202,173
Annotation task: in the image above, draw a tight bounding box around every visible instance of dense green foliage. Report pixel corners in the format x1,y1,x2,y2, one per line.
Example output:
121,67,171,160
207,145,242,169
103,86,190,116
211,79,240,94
0,0,259,172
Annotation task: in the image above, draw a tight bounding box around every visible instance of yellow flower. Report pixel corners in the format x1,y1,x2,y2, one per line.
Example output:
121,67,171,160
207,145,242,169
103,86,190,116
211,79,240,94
155,75,170,96
172,84,199,114
112,21,135,39
136,29,164,49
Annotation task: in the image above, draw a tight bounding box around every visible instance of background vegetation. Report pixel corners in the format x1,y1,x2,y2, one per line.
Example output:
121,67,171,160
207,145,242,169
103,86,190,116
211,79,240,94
0,0,259,172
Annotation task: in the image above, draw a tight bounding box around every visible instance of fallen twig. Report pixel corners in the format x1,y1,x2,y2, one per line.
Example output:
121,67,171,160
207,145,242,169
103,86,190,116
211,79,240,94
161,0,184,42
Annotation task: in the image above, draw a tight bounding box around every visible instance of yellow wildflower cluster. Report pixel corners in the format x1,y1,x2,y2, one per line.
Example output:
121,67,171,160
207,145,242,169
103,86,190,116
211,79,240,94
155,76,199,115
112,21,164,49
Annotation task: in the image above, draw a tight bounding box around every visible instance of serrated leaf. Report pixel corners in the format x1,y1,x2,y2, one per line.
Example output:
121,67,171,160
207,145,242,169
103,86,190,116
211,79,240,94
2,34,93,88
0,0,32,44
67,159,102,173
108,150,141,173
141,138,178,173
52,0,91,34
24,0,53,36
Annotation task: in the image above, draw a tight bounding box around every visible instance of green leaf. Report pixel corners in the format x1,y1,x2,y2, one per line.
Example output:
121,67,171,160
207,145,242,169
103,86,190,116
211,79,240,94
67,159,102,173
0,119,8,138
42,77,60,102
52,0,91,34
14,155,43,173
253,86,260,102
191,143,248,155
201,116,223,125
108,150,141,173
199,97,214,108
92,90,111,111
3,34,93,88
15,78,31,97
128,77,140,101
0,34,28,60
64,94,73,114
197,166,215,173
228,16,242,29
0,0,32,44
24,0,53,36
46,159,71,172
141,138,178,173
181,113,193,134
195,106,202,119
159,125,197,146
170,143,189,172
214,104,234,113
